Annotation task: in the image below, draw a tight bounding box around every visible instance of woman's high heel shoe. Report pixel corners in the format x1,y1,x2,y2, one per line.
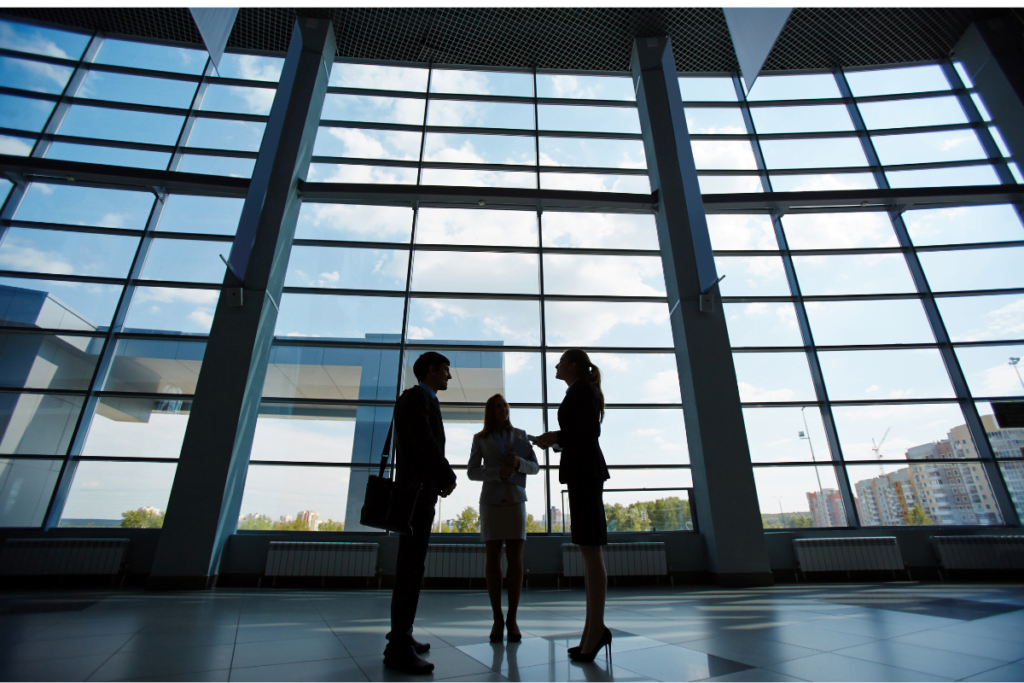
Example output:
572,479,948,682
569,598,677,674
489,622,504,642
569,627,612,663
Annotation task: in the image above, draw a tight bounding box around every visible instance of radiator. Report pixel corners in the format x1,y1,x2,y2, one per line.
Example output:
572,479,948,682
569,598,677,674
0,539,128,577
793,537,904,573
264,542,378,578
933,536,1024,571
562,543,668,578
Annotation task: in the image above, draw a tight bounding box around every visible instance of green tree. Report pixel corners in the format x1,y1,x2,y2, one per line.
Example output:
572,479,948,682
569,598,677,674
526,514,544,533
238,514,274,530
275,518,314,531
450,506,480,533
791,513,813,528
319,519,344,532
761,514,784,529
907,505,932,526
120,508,165,529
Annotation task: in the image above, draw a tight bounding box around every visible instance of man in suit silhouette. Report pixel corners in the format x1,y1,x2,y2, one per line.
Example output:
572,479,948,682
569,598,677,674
384,351,457,675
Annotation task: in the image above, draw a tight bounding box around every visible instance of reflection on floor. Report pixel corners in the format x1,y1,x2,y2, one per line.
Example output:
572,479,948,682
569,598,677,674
1,583,1023,682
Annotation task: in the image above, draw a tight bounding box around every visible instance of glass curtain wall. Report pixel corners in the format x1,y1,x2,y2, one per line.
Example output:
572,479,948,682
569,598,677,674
683,65,1023,528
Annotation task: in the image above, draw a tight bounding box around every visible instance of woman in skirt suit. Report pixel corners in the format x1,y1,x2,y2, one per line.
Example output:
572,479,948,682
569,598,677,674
532,348,611,661
467,393,539,642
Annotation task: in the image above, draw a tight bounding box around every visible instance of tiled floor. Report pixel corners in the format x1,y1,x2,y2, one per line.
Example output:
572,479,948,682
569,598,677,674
1,583,1023,682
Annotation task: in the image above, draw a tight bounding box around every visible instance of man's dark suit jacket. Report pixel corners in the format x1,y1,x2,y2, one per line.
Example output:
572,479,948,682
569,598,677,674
393,385,457,495
557,379,610,484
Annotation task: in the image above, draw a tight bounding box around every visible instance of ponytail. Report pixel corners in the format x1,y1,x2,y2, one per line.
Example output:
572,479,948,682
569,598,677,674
562,348,605,422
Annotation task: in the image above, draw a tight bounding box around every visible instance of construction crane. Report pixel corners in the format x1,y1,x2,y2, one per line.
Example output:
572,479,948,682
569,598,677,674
872,427,891,476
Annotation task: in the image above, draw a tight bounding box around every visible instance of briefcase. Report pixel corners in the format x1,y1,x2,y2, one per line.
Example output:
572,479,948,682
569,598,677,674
360,422,421,535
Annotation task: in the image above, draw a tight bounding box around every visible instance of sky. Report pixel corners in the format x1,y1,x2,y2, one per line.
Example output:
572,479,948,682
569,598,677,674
1,18,1022,526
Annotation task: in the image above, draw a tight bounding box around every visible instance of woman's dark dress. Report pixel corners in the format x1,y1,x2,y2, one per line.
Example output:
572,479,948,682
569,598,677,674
557,379,610,546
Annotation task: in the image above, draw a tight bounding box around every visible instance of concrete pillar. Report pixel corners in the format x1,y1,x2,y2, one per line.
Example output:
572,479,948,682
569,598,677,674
148,18,336,588
631,36,772,586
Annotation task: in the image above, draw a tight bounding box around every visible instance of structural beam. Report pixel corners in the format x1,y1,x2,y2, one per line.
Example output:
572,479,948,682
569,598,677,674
147,17,336,588
632,35,773,587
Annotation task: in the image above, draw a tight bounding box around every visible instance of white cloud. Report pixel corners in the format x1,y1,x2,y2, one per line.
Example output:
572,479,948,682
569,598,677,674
407,325,433,339
705,214,776,251
0,135,32,156
632,428,663,437
0,238,74,275
940,134,972,152
188,310,213,328
504,352,531,376
690,140,758,170
0,24,70,59
737,381,794,402
644,370,680,402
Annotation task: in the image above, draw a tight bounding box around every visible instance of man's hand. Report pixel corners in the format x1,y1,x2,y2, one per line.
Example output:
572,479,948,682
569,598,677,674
440,481,457,498
531,431,558,449
503,453,520,471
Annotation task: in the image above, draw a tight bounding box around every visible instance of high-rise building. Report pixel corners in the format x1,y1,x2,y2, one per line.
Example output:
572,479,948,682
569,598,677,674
807,488,847,528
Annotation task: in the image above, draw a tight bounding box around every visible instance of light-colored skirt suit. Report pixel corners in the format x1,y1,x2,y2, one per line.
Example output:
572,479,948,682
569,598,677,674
467,427,540,541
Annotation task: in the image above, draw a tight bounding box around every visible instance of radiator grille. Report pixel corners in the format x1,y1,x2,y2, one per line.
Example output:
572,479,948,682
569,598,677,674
423,544,506,578
0,539,128,576
562,542,668,578
264,542,378,578
933,536,1024,571
793,537,904,573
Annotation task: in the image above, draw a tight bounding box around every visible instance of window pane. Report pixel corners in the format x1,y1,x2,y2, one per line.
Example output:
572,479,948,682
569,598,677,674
998,461,1024,523
805,300,935,346
743,406,831,463
0,277,121,332
407,298,540,346
0,93,54,132
140,238,229,284
82,397,190,458
0,228,139,278
555,470,693,533
0,135,33,156
59,105,183,146
832,403,968,462
61,461,177,526
955,344,1024,398
904,205,1023,247
102,338,206,394
754,465,845,528
725,302,803,347
769,173,877,193
45,142,170,170
750,105,853,134
819,349,955,400
275,294,405,340
544,301,671,348
17,183,155,229
792,254,916,295
79,71,198,109
699,176,764,194
0,54,73,94
538,172,645,193
542,212,658,250
307,163,417,185
919,247,1024,293
539,138,645,169
585,409,689,466
419,168,536,189
423,133,535,165
217,54,283,82
781,212,896,250
264,346,399,401
430,69,533,97
94,39,206,74
845,65,949,97
296,203,412,243
747,74,841,101
706,215,777,251
286,246,408,291
544,254,665,297
937,294,1024,342
546,353,679,404
873,131,986,166
417,208,536,247
715,256,791,297
402,348,541,405
411,251,538,294
679,77,737,102
252,404,392,466
314,127,421,160
537,75,634,101
428,100,533,129
157,195,243,236
176,155,255,178
0,392,84,455
123,287,218,335
857,96,968,130
0,19,90,61
238,464,362,531
329,63,428,91
733,352,817,402
321,94,425,125
538,105,640,134
684,106,746,133
0,331,101,390
760,138,868,169
887,165,1000,189
186,119,265,152
690,140,758,170
200,84,275,116
0,458,60,527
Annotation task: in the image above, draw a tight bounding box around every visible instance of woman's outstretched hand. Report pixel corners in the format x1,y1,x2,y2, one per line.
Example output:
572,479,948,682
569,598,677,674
530,432,558,449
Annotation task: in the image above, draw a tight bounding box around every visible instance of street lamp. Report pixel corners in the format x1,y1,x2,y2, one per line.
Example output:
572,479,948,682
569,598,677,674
800,406,829,525
1010,357,1024,392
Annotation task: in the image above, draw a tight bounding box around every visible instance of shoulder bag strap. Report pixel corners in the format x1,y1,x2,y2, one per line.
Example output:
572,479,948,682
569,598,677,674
378,421,394,480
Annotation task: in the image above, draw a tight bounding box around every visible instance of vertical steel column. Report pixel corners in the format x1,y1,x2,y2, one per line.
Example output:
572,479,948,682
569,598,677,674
168,59,214,172
732,76,859,527
632,36,771,586
31,32,104,159
148,18,338,587
835,67,1020,526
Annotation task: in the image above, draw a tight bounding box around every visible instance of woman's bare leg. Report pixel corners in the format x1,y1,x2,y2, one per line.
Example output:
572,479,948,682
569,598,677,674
578,550,591,649
485,540,505,638
579,545,607,652
505,539,524,639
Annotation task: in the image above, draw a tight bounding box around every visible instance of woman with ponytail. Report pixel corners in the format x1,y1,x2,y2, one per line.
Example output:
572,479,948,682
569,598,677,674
532,348,611,661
